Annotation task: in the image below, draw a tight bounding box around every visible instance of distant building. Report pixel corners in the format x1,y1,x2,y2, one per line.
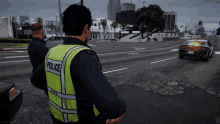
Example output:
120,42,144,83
43,20,61,36
107,0,122,21
19,15,30,25
163,11,177,31
116,10,136,25
122,3,135,11
0,17,13,38
185,21,197,31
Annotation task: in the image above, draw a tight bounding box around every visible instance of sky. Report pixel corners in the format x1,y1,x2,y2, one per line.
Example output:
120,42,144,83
0,0,220,32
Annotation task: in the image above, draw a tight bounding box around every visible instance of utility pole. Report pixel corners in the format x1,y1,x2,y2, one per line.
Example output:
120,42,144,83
56,16,58,36
58,0,63,36
81,0,83,5
143,2,145,7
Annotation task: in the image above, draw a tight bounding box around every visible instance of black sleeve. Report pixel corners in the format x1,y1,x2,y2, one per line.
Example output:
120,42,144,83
38,45,49,63
71,50,126,119
30,61,48,95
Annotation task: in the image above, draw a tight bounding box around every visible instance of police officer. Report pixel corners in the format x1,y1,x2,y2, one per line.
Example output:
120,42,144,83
31,4,126,124
28,23,49,96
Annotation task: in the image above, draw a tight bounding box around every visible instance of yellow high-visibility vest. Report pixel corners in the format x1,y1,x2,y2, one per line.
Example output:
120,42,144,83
45,44,100,122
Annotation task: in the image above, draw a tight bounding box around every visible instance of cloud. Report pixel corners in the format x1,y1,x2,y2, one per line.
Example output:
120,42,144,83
0,0,11,12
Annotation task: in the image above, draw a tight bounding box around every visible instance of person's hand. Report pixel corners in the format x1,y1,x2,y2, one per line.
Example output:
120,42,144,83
106,115,123,124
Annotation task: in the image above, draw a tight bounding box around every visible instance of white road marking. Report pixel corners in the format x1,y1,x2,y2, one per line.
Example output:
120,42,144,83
170,49,179,51
0,60,30,63
5,55,29,58
127,53,139,55
214,51,220,54
133,47,146,50
10,51,26,52
150,57,177,64
103,68,127,74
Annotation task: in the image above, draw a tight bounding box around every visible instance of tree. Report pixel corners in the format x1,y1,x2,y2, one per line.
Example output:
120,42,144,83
11,16,18,39
217,27,220,35
174,25,178,39
120,20,127,31
168,27,172,37
100,19,107,40
134,4,165,41
49,23,56,39
111,21,118,40
24,22,31,26
35,17,43,25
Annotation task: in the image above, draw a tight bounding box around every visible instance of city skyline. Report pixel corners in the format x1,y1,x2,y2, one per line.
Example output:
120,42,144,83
0,0,220,31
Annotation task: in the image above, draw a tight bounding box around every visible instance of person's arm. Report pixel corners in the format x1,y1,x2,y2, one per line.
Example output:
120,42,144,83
30,61,48,94
72,50,126,119
38,44,49,63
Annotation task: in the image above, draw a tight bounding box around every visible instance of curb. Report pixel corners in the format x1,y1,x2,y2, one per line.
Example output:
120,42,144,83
0,47,28,51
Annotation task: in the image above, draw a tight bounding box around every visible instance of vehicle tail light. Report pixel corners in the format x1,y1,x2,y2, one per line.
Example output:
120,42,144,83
9,87,18,99
198,46,207,50
180,46,185,49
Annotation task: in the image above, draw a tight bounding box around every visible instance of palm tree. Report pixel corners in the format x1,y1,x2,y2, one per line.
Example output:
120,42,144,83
185,26,187,35
195,25,197,37
111,21,118,40
167,26,171,41
11,16,18,39
121,21,127,31
49,23,56,39
100,19,107,40
35,17,43,25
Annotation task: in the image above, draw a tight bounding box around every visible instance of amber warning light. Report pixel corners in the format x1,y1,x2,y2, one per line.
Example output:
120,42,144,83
9,87,18,101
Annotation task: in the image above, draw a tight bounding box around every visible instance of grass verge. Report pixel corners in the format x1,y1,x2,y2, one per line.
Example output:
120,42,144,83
0,43,29,49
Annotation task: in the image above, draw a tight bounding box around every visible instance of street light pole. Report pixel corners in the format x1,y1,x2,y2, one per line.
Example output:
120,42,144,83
56,16,58,36
143,2,145,7
58,0,63,36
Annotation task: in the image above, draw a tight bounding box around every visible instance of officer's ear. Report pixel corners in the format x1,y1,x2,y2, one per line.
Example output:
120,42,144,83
84,24,89,34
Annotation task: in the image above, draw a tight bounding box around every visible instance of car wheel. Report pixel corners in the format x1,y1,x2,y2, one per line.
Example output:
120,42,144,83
203,52,209,61
179,54,184,59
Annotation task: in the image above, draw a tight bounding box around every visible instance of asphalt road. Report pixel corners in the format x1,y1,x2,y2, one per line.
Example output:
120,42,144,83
1,37,220,124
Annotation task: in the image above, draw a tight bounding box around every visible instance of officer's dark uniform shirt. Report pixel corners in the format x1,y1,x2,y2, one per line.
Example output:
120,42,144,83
30,37,126,124
28,37,49,73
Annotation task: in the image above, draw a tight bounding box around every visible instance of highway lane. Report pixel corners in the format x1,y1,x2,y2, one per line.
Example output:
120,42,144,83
1,37,220,123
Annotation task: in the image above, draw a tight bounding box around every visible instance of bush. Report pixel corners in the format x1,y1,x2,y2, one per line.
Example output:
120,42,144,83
153,37,158,41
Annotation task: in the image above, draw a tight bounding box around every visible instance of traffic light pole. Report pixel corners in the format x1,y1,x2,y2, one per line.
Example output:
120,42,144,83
58,0,63,36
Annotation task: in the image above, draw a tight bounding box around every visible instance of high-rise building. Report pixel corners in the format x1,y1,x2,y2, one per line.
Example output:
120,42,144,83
107,0,122,21
163,11,177,31
116,10,136,25
116,2,136,25
122,3,135,11
19,15,30,25
185,21,198,31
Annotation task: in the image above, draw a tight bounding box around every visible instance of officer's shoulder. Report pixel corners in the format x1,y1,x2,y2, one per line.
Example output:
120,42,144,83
85,50,95,56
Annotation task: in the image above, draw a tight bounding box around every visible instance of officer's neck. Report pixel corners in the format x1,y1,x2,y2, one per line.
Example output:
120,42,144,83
67,35,87,43
33,35,43,39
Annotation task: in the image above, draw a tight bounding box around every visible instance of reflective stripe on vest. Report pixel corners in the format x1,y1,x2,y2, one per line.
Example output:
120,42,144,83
45,45,100,123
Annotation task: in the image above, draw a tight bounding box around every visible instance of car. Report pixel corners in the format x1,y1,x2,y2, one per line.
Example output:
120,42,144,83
0,82,23,123
44,36,65,42
179,39,214,61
